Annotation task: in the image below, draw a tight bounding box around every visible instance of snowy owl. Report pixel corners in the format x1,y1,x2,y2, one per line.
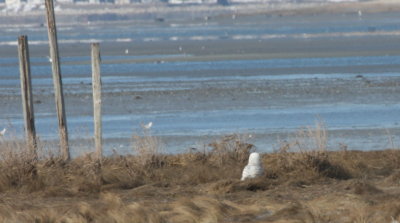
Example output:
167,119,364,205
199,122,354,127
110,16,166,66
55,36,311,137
241,152,264,181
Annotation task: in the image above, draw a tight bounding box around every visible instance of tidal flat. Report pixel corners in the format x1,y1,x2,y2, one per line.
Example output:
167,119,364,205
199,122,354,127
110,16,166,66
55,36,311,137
2,12,400,154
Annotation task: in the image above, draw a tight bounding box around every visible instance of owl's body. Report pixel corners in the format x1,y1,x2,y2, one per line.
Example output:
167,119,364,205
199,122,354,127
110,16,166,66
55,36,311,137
241,152,263,180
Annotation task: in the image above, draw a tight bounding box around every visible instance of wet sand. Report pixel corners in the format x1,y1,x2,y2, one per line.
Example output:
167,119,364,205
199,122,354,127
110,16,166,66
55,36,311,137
1,6,400,155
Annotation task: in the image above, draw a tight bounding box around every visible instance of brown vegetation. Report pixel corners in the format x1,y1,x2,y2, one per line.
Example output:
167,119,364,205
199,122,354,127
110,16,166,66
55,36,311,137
1,130,400,222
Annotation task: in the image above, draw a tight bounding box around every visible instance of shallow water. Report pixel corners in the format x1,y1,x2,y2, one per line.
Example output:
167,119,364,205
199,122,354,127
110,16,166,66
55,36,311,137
1,12,400,155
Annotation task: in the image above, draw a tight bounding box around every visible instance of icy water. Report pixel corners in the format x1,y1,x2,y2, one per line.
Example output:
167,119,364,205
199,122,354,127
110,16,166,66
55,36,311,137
1,12,400,155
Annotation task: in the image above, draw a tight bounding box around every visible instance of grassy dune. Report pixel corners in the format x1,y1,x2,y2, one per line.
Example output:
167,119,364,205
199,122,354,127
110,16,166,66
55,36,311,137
1,128,400,222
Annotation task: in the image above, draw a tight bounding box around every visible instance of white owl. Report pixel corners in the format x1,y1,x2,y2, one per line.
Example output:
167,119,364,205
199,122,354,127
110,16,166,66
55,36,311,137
241,152,264,181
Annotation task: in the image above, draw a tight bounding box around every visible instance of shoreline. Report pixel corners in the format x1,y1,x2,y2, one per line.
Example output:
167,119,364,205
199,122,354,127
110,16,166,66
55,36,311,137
1,0,400,25
2,35,400,155
1,0,400,156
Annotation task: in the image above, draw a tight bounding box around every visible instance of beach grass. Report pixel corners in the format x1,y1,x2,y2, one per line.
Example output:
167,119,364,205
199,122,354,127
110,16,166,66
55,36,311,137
1,126,400,222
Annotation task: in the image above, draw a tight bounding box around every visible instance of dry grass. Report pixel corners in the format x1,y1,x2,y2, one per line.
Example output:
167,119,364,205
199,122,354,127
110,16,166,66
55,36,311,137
132,127,165,168
1,126,400,222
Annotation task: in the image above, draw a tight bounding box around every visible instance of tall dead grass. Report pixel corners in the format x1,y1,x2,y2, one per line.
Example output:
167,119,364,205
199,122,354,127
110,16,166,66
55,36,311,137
0,139,40,192
132,127,165,168
1,124,400,222
0,131,255,194
268,121,351,184
1,123,399,194
207,134,254,165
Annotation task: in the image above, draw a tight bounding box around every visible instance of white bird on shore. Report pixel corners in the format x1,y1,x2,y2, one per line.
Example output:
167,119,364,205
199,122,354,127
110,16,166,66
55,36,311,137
46,55,52,63
142,122,153,130
0,128,6,136
241,152,264,181
125,49,129,54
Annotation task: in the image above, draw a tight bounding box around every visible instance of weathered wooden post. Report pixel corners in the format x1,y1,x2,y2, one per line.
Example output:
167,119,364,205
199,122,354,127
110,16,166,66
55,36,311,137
45,0,69,160
17,35,37,158
91,43,102,159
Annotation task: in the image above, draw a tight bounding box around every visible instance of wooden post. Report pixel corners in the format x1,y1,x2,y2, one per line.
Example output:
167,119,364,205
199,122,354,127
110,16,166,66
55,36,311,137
45,0,69,160
18,35,37,159
91,43,102,159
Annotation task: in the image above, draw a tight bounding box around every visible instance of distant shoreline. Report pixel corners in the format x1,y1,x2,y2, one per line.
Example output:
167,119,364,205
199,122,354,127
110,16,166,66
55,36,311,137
1,0,400,25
